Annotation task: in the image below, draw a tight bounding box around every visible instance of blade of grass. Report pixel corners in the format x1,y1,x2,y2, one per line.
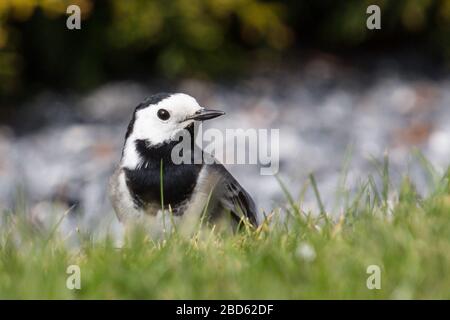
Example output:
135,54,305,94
160,159,166,236
275,174,301,217
44,204,75,247
412,148,440,192
382,150,389,208
309,173,326,217
197,188,214,232
368,174,381,206
335,144,353,210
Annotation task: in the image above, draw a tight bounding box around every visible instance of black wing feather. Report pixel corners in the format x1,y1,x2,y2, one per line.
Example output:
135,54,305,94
209,164,258,227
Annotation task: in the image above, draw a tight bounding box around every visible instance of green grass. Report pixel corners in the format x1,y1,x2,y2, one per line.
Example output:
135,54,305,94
0,165,449,299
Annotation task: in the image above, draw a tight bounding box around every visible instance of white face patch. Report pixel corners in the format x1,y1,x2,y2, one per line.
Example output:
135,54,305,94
122,93,202,169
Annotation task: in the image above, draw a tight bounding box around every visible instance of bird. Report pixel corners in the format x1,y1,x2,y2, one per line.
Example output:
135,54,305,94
109,93,258,235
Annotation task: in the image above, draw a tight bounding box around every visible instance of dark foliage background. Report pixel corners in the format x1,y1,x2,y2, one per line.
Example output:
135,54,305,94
0,0,449,102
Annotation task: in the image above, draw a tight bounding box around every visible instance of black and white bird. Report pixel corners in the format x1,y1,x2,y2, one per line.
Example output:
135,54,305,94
109,93,258,234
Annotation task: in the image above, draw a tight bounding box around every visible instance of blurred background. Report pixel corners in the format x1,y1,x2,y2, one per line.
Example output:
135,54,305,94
0,0,449,232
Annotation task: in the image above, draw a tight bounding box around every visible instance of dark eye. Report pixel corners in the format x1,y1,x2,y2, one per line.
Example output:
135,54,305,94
157,109,170,121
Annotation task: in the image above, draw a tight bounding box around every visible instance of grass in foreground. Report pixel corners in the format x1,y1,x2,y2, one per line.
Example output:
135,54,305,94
0,164,449,299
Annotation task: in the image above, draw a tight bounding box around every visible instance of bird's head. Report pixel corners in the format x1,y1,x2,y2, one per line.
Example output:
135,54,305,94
121,93,224,168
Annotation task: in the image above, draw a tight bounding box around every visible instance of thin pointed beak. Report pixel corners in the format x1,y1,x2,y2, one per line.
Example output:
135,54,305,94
186,109,225,121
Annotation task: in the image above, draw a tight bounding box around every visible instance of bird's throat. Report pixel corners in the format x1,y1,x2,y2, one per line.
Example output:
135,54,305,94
124,130,202,212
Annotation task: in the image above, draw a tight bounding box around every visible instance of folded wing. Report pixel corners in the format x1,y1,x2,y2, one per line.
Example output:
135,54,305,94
207,163,258,227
